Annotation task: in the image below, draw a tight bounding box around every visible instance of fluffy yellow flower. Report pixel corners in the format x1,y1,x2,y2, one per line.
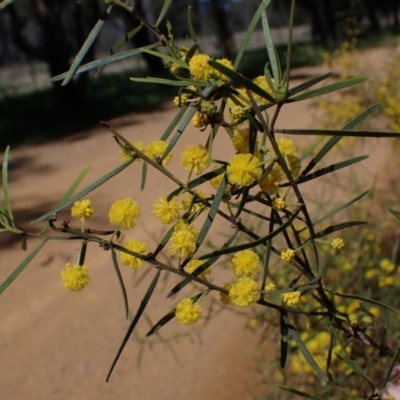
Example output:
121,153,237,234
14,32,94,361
181,190,207,215
232,127,262,159
120,240,148,269
259,165,284,194
213,57,233,81
348,314,358,326
228,277,259,307
210,169,231,198
175,298,202,325
181,144,210,175
281,248,295,263
380,258,395,273
189,54,214,81
275,138,298,156
71,199,94,221
185,259,210,280
265,282,276,291
145,140,172,167
332,238,345,250
281,291,301,306
109,198,141,230
153,196,181,224
170,221,199,258
230,105,245,121
220,283,233,304
231,250,260,278
192,111,208,128
252,75,275,105
118,140,144,162
60,263,89,291
272,198,285,211
227,153,262,187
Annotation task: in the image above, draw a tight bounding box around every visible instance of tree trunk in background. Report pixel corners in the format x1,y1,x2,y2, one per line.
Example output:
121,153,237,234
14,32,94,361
210,0,236,59
363,0,381,30
7,0,100,105
120,0,164,75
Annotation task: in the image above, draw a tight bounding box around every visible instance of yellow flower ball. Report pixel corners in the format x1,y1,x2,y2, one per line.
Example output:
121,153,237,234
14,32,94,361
170,221,199,258
227,153,262,187
231,249,260,278
185,259,210,280
145,140,172,167
153,196,181,224
181,190,207,215
281,248,295,263
71,199,94,220
281,291,301,306
189,54,214,81
109,198,141,230
120,240,148,269
118,140,144,162
259,164,283,194
228,277,259,307
175,298,202,325
60,263,89,291
180,144,210,175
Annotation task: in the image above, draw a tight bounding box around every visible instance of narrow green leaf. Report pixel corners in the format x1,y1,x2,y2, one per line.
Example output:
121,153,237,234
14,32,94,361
155,0,173,27
315,221,366,239
0,239,47,296
288,155,369,186
344,103,381,130
32,160,133,224
77,242,87,266
275,128,400,138
129,77,199,87
280,310,289,368
278,386,326,399
168,166,226,200
195,175,227,250
111,246,129,320
209,60,275,104
140,161,147,191
389,208,400,222
289,73,332,97
160,106,188,141
61,5,112,86
57,165,91,206
282,314,328,382
95,26,142,78
187,7,202,53
2,146,15,229
313,190,370,226
106,269,161,382
290,76,367,102
51,44,159,81
0,0,14,11
199,207,301,259
233,0,271,70
381,347,400,394
327,290,400,316
141,48,187,67
261,5,279,82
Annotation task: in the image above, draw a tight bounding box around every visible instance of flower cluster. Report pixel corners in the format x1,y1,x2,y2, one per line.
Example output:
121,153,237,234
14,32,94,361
281,291,301,306
109,198,141,230
60,263,90,291
71,199,94,221
175,298,202,325
170,220,199,258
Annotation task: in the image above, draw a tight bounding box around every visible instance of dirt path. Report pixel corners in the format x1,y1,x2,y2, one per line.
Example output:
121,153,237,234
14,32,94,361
0,45,399,400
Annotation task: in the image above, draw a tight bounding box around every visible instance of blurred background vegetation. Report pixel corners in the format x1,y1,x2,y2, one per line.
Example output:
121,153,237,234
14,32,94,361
0,0,399,148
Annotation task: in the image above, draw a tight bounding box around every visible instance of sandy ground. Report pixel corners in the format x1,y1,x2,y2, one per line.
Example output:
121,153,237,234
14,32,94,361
1,44,399,400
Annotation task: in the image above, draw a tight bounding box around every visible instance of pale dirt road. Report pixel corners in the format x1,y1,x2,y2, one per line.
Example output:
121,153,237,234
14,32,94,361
0,45,399,400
